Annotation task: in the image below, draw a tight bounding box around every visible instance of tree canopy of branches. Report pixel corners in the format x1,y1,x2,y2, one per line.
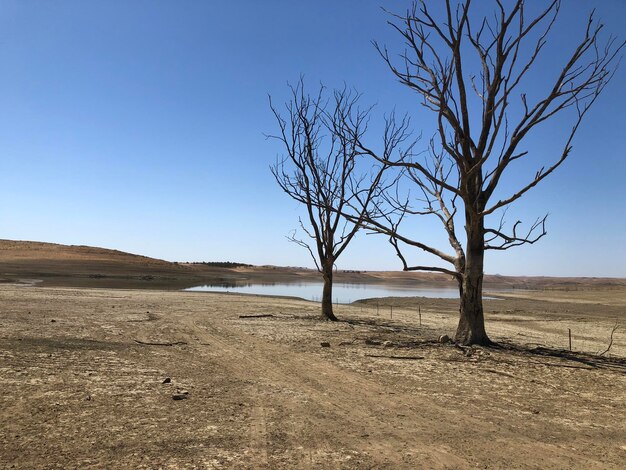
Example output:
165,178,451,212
346,0,623,344
269,82,391,321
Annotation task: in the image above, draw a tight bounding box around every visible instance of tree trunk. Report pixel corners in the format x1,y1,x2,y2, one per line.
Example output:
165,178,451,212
454,203,492,345
321,264,338,321
455,268,491,345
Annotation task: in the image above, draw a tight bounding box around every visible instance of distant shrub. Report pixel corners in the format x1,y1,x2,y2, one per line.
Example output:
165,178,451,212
189,261,252,268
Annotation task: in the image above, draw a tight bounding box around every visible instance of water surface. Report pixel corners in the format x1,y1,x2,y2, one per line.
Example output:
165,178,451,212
185,281,461,304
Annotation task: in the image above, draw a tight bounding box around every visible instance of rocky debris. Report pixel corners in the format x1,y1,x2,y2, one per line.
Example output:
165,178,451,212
382,340,394,348
162,377,171,384
320,342,331,348
172,389,189,401
365,339,382,346
438,334,451,344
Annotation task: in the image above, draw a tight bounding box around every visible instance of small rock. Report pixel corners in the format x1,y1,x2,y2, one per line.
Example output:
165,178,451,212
382,340,394,348
172,394,188,401
50,319,56,323
85,395,92,401
320,342,331,348
162,377,172,384
438,334,451,344
365,339,382,346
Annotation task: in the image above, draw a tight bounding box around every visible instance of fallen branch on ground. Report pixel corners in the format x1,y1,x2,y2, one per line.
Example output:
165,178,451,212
134,340,188,346
527,360,593,370
238,314,274,319
365,354,424,360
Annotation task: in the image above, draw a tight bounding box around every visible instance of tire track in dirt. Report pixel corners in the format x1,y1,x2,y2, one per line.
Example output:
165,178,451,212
247,403,269,467
178,317,416,467
173,320,480,468
172,315,597,469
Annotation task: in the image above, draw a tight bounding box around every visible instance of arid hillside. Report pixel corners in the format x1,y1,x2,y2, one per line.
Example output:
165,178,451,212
0,239,211,289
1,239,625,291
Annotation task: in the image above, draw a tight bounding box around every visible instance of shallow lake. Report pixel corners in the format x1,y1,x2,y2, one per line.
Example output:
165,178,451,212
185,281,462,304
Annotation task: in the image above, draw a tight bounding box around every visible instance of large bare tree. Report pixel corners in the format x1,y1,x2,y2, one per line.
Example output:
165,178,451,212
346,0,623,344
269,83,393,321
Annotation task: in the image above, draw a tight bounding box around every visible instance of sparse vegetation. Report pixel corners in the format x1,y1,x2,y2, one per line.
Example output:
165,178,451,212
187,261,252,268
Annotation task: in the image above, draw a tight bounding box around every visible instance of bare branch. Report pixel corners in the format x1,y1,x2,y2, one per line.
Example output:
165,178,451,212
269,80,391,276
484,214,548,250
598,323,619,356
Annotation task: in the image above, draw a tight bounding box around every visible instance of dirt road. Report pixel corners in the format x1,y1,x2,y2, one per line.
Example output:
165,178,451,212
1,285,625,468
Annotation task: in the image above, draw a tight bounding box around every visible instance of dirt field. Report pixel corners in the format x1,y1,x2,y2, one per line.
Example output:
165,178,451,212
1,284,624,469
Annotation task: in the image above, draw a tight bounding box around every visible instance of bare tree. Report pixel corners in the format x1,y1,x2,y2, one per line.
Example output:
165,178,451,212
345,0,623,344
269,82,393,321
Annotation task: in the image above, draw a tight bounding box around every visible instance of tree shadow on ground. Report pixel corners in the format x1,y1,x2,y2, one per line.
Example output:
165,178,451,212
343,317,427,336
492,341,626,373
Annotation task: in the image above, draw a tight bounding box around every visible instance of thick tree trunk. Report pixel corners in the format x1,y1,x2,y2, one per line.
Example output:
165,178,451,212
455,192,492,346
321,265,338,321
455,270,491,345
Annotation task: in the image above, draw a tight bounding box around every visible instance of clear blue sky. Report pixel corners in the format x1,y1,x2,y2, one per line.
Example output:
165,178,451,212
0,1,624,277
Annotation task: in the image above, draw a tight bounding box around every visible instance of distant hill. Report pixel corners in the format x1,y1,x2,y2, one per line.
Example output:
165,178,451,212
0,239,624,290
0,239,208,288
0,239,295,289
0,239,175,266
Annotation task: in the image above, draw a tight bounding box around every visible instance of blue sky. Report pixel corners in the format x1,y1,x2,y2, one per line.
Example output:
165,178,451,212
0,1,624,277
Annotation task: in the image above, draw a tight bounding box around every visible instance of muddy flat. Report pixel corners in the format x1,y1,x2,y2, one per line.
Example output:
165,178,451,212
1,284,624,469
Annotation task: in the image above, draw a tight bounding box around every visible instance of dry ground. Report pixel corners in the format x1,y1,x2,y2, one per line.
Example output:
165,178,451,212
1,284,625,469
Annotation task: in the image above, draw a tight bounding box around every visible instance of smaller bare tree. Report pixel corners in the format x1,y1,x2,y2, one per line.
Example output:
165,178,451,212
269,82,393,321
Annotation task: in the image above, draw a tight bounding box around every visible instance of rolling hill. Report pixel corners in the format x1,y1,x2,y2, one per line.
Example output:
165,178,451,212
1,239,624,290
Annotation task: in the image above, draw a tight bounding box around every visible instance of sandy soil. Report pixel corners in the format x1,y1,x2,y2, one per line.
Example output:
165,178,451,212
1,284,625,469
